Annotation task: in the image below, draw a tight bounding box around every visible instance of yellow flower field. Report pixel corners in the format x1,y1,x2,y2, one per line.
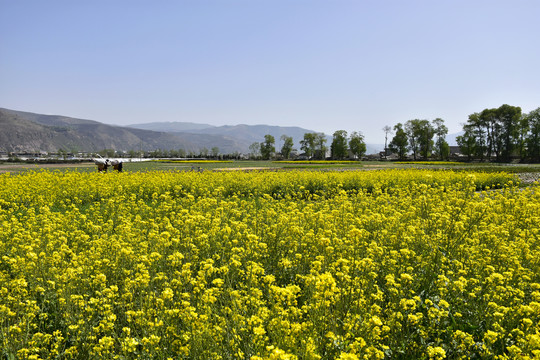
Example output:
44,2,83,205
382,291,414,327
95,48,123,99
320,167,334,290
153,160,234,163
0,169,539,359
273,161,361,164
394,162,463,166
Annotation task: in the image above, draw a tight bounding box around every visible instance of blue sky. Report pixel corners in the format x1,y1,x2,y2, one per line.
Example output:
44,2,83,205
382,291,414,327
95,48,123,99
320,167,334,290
1,0,539,143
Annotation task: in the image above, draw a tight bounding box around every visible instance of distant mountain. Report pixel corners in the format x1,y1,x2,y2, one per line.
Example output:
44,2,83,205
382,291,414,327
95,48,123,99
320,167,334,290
129,121,384,154
0,108,201,153
128,122,317,150
127,121,215,132
1,107,383,155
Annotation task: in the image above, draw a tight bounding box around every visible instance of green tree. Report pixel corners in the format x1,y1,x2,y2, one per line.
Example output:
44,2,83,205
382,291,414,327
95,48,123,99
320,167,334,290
456,124,477,161
314,133,328,160
58,148,68,160
497,104,522,162
404,120,420,160
260,134,275,160
389,123,408,160
300,133,316,159
249,142,260,159
300,132,328,159
280,135,294,159
526,107,540,162
516,114,529,160
349,131,366,160
330,130,348,159
432,118,449,160
478,109,495,160
382,125,393,159
211,147,220,158
464,105,523,162
466,112,487,161
418,120,435,159
405,119,434,160
99,149,116,158
199,147,209,158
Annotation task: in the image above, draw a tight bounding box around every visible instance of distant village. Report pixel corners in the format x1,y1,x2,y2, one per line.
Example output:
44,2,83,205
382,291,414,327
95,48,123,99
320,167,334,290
0,145,466,163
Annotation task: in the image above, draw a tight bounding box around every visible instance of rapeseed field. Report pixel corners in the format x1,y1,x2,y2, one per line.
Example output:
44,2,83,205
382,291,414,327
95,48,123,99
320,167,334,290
0,169,538,359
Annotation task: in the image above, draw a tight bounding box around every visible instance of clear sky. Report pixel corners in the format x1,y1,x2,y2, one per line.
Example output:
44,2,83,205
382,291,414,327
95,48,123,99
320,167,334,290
1,0,539,143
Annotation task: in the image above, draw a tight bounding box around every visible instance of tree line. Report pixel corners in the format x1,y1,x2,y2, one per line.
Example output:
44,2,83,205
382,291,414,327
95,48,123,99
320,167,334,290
113,103,539,162
251,131,367,160
386,104,540,162
387,118,450,161
456,105,539,162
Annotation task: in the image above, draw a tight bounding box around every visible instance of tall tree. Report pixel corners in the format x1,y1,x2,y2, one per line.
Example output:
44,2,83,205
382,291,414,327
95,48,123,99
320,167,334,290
314,133,328,160
331,130,348,159
389,123,408,160
480,107,505,161
497,104,522,162
301,132,327,160
349,131,367,160
432,118,449,160
467,112,487,161
404,120,420,160
516,114,529,160
464,105,523,162
300,133,317,159
526,107,540,162
478,109,495,160
418,120,435,159
382,125,393,159
456,124,476,161
249,142,260,159
405,119,434,160
199,147,209,158
260,135,276,160
280,135,294,159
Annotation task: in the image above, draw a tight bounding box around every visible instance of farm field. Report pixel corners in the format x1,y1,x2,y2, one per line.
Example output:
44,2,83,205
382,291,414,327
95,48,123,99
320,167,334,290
1,169,539,359
0,160,367,174
1,159,540,175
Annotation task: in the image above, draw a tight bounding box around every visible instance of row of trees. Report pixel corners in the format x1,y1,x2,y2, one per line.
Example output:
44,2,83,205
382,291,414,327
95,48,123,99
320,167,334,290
456,105,540,162
386,104,540,162
388,118,450,160
251,131,367,160
101,103,539,162
329,131,367,160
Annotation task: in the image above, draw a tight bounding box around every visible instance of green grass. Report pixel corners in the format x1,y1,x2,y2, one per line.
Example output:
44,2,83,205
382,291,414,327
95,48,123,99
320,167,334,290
1,159,539,174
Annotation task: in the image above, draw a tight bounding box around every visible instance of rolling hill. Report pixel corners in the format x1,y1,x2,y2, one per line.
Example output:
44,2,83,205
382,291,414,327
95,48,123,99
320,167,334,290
0,108,201,153
1,107,383,155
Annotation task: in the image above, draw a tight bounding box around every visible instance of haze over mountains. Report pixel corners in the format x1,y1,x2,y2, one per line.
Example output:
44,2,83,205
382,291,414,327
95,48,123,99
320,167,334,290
1,107,386,155
1,108,199,153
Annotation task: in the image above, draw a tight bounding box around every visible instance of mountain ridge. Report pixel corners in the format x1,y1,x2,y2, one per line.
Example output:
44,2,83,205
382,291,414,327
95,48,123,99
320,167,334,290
128,121,384,154
1,107,384,154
